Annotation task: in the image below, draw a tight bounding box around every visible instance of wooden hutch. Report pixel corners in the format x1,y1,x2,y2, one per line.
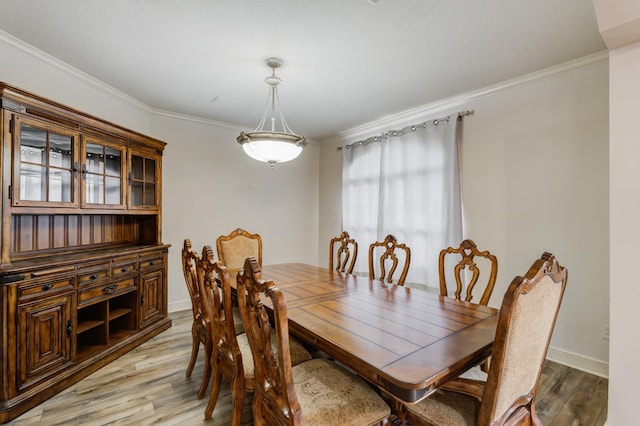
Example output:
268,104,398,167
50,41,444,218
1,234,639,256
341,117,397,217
0,83,171,423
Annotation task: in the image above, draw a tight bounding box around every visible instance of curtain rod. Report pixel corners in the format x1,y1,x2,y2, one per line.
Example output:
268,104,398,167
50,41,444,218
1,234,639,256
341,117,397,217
337,109,474,151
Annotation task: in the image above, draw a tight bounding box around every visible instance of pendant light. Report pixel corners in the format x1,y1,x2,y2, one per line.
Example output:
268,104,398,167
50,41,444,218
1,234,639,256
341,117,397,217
237,57,308,168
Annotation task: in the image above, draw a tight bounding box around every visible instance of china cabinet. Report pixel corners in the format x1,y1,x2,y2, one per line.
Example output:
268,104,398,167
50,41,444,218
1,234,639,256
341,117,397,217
0,83,171,423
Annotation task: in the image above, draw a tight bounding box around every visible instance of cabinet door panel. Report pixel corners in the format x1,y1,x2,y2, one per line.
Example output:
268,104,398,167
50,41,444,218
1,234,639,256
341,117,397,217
128,150,160,210
18,293,74,390
12,115,79,208
81,136,126,209
139,269,164,327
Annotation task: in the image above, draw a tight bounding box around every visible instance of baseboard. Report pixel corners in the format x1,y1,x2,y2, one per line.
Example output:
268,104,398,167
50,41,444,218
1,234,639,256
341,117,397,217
546,346,609,378
168,299,191,313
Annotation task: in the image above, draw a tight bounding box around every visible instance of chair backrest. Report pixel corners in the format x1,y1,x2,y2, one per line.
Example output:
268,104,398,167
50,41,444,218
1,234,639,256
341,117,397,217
478,252,568,425
216,228,263,270
198,245,244,376
236,257,302,425
182,239,205,326
438,239,498,306
368,234,411,285
329,231,358,274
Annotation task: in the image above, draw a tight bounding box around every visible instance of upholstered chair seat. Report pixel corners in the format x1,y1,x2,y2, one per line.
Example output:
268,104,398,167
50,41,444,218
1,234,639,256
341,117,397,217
291,358,392,425
406,390,479,426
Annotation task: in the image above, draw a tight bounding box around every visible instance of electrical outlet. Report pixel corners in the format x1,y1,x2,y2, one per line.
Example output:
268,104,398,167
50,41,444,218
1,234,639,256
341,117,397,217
601,324,610,340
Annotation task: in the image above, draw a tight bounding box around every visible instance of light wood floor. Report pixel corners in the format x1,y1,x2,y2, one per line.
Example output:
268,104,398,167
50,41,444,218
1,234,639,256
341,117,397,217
10,310,608,425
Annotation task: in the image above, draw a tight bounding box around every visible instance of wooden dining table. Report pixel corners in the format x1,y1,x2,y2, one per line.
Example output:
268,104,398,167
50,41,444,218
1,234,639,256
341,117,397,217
233,262,498,403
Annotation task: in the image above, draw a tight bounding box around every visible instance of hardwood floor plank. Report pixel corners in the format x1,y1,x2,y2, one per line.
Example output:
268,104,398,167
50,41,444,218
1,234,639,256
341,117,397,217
8,309,607,426
535,362,587,424
548,374,609,426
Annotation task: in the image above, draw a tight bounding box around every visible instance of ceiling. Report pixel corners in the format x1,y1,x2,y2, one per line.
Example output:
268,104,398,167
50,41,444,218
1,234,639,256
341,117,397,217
0,0,606,141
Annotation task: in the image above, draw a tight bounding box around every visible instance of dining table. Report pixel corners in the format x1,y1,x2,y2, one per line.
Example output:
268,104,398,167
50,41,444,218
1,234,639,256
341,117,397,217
233,262,498,404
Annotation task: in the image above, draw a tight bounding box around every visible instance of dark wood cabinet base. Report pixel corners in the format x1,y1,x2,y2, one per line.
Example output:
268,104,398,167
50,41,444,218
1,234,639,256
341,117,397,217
0,317,171,423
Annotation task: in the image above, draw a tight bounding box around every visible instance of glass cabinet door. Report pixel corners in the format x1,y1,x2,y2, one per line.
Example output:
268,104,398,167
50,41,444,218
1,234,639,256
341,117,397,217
82,136,125,208
12,115,79,207
128,151,159,209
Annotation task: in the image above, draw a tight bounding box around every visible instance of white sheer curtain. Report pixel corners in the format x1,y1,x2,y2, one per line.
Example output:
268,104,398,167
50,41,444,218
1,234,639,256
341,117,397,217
341,117,463,287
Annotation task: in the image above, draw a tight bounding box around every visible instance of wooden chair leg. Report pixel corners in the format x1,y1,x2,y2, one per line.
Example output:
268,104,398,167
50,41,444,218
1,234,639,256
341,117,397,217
197,343,213,399
186,327,200,378
230,376,245,426
204,362,223,420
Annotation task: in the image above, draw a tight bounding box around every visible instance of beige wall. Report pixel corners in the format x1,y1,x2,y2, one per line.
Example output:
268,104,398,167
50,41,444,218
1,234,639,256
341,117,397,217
153,114,320,311
607,40,640,426
0,32,321,315
594,0,640,423
319,58,610,375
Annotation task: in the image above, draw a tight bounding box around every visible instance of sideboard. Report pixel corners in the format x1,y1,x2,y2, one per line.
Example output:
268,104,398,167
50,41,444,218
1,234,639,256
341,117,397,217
0,83,171,423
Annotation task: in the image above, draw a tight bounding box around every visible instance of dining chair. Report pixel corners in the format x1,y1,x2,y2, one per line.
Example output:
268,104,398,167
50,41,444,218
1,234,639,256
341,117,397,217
368,234,411,285
216,228,263,270
181,239,213,399
329,231,358,274
439,239,498,306
199,248,312,424
236,256,392,426
403,252,568,426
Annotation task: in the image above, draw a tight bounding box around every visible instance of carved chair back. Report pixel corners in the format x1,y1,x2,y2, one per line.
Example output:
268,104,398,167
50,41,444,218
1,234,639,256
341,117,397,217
329,231,358,274
180,239,212,397
198,245,251,422
368,234,411,285
236,257,303,425
438,239,498,306
478,252,567,424
216,228,263,270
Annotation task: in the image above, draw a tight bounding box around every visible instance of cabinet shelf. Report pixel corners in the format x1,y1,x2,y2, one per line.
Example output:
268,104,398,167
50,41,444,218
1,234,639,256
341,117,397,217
76,343,107,361
109,308,132,321
76,320,105,334
109,329,136,343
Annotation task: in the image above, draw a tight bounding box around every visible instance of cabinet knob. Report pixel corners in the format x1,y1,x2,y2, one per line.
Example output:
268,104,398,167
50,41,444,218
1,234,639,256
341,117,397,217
66,320,72,338
121,267,128,273
89,274,98,280
102,285,117,294
41,283,53,291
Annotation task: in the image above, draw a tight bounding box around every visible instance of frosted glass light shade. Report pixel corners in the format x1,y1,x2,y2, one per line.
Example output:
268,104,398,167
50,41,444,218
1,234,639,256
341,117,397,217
237,131,306,164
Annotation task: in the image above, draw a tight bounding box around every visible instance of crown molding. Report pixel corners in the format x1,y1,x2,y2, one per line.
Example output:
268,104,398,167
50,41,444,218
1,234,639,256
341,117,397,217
325,50,609,145
0,29,153,113
151,107,245,131
2,28,606,146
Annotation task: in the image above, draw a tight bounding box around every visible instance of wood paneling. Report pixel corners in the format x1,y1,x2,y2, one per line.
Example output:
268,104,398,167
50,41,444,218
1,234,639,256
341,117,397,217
10,215,144,256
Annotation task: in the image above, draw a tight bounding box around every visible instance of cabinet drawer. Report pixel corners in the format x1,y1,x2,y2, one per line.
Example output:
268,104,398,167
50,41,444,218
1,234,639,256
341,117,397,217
139,255,164,270
18,275,76,302
111,261,138,277
78,267,110,285
78,278,136,306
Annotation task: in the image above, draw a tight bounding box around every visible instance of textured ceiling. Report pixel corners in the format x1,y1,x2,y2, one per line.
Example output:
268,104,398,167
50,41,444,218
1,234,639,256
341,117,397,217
0,0,606,141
